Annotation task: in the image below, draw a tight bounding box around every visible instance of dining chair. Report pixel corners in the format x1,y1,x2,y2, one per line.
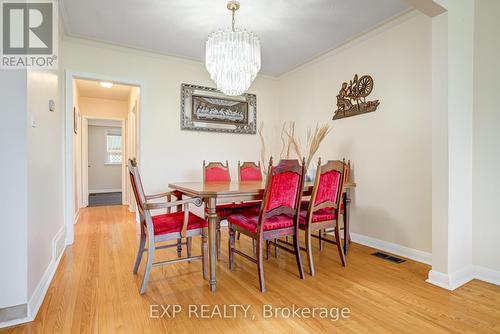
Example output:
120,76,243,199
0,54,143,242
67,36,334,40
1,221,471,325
304,158,351,251
203,160,231,182
299,159,347,276
203,160,260,259
227,158,306,292
238,161,263,182
236,161,263,243
128,159,208,294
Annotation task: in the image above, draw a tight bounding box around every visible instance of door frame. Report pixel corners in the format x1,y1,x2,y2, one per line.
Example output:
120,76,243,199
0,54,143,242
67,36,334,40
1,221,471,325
64,70,144,245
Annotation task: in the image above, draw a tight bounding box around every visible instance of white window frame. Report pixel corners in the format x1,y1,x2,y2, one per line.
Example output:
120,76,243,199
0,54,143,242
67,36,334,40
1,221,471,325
105,128,122,165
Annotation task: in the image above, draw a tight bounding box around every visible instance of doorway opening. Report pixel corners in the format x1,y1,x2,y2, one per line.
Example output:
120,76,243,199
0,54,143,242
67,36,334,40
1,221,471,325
70,76,141,225
87,118,123,206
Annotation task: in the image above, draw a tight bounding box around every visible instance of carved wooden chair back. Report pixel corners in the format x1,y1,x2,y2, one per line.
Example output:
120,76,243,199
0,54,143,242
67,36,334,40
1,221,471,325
257,158,306,232
307,159,346,217
128,158,147,222
203,160,231,182
238,161,263,182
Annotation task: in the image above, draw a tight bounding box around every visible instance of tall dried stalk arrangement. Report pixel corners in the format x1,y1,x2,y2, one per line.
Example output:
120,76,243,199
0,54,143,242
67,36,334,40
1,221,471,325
279,123,287,159
258,122,268,175
305,123,331,169
279,122,297,159
285,122,332,170
260,121,331,175
284,122,303,160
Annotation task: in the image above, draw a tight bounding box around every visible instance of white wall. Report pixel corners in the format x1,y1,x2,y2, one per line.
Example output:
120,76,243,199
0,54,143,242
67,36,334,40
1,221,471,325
430,12,449,275
473,0,500,273
0,71,28,310
26,69,64,299
427,0,476,290
275,12,432,253
1,17,65,324
62,37,280,198
88,125,122,192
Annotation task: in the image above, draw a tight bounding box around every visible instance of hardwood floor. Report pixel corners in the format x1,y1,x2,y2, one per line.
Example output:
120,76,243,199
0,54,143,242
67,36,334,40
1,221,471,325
3,206,500,333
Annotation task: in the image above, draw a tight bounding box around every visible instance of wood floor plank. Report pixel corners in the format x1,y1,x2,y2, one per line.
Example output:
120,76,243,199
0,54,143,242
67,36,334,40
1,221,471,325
2,206,499,333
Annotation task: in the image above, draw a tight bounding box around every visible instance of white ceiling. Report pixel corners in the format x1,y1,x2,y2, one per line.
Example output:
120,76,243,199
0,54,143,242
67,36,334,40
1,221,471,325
75,79,133,101
61,0,411,76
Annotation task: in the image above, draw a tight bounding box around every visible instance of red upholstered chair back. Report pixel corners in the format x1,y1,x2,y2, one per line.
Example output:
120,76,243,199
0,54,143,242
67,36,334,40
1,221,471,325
259,158,305,223
309,159,346,213
238,161,263,182
128,158,146,221
203,160,231,182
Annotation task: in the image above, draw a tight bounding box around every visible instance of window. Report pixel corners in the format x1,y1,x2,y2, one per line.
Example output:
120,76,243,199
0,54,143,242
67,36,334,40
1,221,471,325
106,129,122,164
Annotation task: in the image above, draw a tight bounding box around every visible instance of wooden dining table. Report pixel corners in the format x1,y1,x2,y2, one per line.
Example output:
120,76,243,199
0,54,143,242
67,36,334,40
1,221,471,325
168,180,356,292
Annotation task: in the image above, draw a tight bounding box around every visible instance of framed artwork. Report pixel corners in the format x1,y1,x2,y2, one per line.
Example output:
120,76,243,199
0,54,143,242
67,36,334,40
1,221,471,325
180,83,257,134
73,106,78,134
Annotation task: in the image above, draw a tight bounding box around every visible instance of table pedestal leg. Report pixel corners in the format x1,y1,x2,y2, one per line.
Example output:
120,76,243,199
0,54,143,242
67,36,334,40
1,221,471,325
206,197,217,292
343,189,351,255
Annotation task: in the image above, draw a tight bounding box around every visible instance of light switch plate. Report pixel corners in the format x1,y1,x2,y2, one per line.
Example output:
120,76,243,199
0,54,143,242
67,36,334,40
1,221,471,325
49,99,55,112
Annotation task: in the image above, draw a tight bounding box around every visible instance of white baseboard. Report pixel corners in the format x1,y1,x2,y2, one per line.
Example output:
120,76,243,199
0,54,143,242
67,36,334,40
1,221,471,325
28,225,66,319
0,226,66,329
345,232,500,290
89,188,121,194
74,208,81,226
427,266,500,290
427,266,475,291
0,315,32,329
349,232,432,265
473,266,500,286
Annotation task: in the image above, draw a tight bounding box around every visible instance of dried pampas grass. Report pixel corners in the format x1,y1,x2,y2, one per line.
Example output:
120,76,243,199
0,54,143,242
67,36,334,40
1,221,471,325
259,121,332,174
305,123,331,169
258,122,268,175
285,122,331,170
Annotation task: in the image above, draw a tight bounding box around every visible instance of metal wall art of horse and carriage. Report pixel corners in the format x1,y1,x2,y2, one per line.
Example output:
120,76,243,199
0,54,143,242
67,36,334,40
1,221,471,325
333,74,380,120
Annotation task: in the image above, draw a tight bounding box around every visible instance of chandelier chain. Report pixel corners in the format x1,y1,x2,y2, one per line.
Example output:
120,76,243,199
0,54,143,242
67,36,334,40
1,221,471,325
231,8,235,31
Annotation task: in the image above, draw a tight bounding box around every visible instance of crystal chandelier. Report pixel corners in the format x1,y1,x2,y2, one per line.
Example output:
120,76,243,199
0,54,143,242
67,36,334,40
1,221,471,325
205,1,261,96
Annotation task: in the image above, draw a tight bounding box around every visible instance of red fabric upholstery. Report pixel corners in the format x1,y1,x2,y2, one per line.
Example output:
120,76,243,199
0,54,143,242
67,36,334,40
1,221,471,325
240,167,262,181
299,208,336,226
228,212,294,234
151,211,207,236
204,202,261,219
265,171,300,212
314,170,341,205
205,167,230,182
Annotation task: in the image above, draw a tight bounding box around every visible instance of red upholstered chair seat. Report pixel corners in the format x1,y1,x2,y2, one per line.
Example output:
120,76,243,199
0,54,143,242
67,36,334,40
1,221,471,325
299,208,336,226
228,212,294,234
151,211,207,236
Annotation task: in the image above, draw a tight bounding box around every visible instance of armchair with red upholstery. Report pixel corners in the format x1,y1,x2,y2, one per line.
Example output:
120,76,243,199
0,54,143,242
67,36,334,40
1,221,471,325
128,159,208,294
